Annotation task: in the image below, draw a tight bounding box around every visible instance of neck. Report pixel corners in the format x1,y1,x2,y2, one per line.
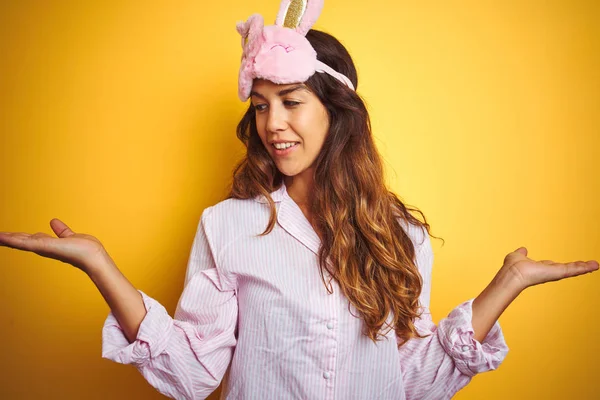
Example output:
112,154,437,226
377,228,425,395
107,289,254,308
283,169,314,207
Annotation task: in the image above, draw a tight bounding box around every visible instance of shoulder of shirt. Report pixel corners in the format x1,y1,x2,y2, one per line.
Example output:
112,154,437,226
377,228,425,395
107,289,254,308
199,196,272,242
397,217,430,255
202,195,267,217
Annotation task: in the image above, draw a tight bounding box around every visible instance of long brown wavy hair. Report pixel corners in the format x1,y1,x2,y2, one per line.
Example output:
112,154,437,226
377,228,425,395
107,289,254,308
228,29,443,347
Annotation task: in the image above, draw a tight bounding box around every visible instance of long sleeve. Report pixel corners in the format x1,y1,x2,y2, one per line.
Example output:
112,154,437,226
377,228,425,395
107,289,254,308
398,225,509,400
101,207,238,400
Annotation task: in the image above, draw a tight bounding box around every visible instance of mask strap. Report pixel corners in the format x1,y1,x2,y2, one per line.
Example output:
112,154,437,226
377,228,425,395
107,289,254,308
315,60,355,91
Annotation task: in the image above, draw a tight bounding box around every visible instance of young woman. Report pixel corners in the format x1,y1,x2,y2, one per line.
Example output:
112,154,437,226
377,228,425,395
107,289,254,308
0,1,597,399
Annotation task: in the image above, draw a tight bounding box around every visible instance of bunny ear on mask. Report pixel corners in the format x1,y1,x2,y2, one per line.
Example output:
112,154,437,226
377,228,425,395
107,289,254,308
275,0,324,36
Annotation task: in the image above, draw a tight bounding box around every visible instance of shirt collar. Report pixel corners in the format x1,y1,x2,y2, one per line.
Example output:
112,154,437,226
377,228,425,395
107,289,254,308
253,181,320,255
253,182,287,204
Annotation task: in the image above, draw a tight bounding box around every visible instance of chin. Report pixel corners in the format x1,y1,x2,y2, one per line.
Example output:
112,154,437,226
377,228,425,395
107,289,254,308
275,163,305,178
279,169,301,177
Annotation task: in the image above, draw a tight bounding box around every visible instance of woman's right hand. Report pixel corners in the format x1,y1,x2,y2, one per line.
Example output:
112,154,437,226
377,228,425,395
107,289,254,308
2,218,148,343
0,218,109,274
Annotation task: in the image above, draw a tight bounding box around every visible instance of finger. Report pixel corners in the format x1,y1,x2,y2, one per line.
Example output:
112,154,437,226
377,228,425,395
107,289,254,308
0,232,30,247
0,232,29,237
515,247,528,256
0,232,52,243
504,247,529,266
561,260,599,278
50,218,76,238
31,232,54,239
0,233,48,253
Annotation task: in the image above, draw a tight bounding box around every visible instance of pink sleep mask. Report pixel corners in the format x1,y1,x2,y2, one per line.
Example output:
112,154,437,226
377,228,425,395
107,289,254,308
236,0,355,102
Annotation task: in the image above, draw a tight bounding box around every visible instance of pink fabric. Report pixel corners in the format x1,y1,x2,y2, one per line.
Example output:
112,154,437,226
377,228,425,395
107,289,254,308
237,23,318,101
252,26,317,84
236,0,355,101
102,183,509,400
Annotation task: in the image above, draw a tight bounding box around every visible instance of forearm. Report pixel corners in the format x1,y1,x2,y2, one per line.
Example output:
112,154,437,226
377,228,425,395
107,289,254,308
471,270,522,342
399,294,511,400
87,253,147,344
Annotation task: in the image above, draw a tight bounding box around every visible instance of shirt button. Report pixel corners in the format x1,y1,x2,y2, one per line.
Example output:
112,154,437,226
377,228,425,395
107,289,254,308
326,322,334,329
323,371,331,379
461,345,471,352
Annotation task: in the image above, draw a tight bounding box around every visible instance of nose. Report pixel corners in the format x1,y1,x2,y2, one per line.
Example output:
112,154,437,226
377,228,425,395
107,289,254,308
266,103,288,133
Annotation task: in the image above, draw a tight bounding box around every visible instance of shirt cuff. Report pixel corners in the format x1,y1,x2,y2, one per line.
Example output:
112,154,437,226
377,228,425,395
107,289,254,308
437,298,509,377
101,290,173,367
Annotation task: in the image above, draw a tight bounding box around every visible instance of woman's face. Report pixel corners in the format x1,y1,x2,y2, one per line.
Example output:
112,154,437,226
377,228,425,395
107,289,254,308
251,79,330,178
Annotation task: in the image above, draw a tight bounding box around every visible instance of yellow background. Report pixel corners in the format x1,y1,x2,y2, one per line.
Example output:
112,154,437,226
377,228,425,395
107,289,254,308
0,0,598,398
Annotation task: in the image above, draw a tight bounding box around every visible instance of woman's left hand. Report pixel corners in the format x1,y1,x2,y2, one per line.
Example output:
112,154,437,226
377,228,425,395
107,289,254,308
472,247,597,342
500,247,598,291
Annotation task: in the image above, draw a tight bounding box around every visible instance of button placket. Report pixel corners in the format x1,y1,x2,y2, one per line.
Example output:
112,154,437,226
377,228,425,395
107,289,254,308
322,274,339,398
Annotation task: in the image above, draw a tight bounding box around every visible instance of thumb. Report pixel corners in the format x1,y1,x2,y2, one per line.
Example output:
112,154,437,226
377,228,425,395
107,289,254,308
50,218,76,238
515,246,528,256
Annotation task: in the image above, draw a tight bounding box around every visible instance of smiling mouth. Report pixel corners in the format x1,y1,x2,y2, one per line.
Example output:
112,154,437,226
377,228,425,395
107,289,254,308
271,142,300,155
272,142,300,150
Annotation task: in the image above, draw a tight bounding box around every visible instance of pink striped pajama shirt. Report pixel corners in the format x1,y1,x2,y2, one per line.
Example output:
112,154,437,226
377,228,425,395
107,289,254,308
102,183,509,399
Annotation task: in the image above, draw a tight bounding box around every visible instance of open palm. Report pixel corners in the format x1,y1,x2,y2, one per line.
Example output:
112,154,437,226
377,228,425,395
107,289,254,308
0,218,107,272
502,247,599,290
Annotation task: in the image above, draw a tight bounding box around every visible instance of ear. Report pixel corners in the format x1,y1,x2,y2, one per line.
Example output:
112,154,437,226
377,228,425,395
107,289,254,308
275,0,323,36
